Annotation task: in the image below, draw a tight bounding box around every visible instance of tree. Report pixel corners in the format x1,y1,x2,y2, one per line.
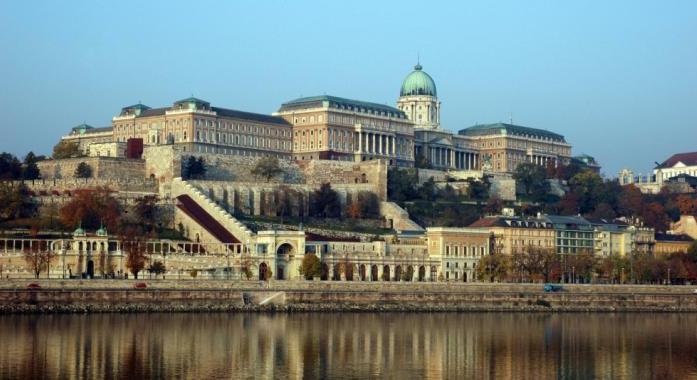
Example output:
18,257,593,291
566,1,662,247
251,156,284,182
182,156,206,179
676,195,697,216
476,253,509,282
239,254,253,280
23,242,56,279
484,196,504,215
568,170,603,214
513,163,548,195
59,187,121,231
0,183,37,220
134,195,159,232
147,260,166,278
618,184,643,217
22,152,42,180
641,202,670,231
52,141,81,159
312,183,341,218
414,152,432,169
418,177,437,201
299,253,322,280
467,177,490,201
121,227,147,279
590,202,617,219
346,191,380,219
274,186,298,223
387,168,418,202
74,162,92,178
0,152,22,179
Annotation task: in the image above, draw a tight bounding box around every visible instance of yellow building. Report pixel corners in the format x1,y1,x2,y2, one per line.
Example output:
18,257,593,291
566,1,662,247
468,216,555,255
426,227,492,282
654,233,694,255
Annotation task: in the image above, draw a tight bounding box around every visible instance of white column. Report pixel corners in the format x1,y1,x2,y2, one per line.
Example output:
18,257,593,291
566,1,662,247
357,132,362,153
377,134,383,155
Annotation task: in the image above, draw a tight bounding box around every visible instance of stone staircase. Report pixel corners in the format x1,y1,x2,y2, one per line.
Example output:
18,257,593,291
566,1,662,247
171,178,254,244
380,201,424,233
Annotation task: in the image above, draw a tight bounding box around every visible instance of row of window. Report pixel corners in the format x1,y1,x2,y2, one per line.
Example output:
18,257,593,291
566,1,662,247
444,245,486,257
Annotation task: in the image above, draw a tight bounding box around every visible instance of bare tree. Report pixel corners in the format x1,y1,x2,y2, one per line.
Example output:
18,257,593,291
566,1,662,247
23,243,56,279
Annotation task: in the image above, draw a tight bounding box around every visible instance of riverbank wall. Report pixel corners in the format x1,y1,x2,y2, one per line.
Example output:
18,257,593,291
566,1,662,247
2,280,697,313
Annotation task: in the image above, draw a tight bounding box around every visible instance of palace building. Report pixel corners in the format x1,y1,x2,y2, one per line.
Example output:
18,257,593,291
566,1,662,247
58,63,573,174
275,95,415,166
111,97,293,158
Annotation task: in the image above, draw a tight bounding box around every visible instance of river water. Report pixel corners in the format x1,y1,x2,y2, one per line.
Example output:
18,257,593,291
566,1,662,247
0,313,695,379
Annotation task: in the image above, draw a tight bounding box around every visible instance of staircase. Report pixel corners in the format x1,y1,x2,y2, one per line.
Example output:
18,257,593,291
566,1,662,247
380,201,424,233
171,178,254,244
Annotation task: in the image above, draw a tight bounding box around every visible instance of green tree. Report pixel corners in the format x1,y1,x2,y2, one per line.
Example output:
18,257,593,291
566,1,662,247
52,141,81,159
513,163,548,196
74,162,92,178
251,156,285,182
0,152,22,179
299,253,322,280
182,156,206,179
147,260,167,278
311,183,341,218
568,170,603,214
0,183,37,220
22,152,41,180
414,152,432,169
467,177,490,201
134,195,159,232
418,177,437,201
387,168,418,202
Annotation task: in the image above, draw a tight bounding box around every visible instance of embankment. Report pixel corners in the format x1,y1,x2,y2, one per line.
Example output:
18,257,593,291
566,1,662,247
1,280,697,313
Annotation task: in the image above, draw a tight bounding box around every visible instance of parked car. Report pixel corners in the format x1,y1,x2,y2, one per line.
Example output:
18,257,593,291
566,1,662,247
26,283,42,290
134,282,148,289
544,284,564,292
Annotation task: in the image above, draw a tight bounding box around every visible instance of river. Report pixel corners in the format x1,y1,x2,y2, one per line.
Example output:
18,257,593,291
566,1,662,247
0,313,695,379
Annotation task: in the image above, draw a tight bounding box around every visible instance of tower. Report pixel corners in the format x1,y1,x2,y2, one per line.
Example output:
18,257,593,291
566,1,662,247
396,63,440,130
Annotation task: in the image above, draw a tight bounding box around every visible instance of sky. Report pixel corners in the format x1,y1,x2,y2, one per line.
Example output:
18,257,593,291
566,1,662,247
0,0,695,176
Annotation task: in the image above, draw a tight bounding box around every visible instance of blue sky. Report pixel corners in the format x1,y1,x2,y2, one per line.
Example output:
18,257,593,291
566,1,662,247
1,1,695,175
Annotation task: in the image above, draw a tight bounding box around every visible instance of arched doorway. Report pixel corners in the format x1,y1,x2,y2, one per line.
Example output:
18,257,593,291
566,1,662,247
430,266,438,282
333,264,341,281
320,263,329,281
345,264,354,281
371,265,379,281
276,243,294,280
418,266,426,282
86,260,95,279
405,265,414,282
382,265,390,281
463,272,468,283
259,263,268,281
359,264,366,281
394,265,402,281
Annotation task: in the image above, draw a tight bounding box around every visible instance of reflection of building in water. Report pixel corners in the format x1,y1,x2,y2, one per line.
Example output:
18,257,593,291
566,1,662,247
2,313,696,379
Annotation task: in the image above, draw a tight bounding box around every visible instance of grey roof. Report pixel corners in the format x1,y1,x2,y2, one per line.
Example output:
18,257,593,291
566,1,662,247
542,215,591,226
279,95,407,118
139,107,168,117
212,107,290,126
458,123,566,142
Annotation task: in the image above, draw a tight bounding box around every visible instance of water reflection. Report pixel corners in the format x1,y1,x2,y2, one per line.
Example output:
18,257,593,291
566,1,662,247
0,313,695,379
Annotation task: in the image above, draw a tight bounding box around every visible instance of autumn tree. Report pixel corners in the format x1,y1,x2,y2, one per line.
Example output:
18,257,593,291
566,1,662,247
299,253,322,280
23,242,56,279
239,254,254,280
476,253,509,282
22,152,42,180
251,156,284,182
52,141,81,159
59,187,121,231
120,227,147,279
676,195,697,216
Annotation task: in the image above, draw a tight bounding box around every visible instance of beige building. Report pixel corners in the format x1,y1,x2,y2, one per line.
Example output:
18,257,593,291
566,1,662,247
275,95,415,166
61,124,114,156
468,216,555,255
111,97,293,158
426,227,492,282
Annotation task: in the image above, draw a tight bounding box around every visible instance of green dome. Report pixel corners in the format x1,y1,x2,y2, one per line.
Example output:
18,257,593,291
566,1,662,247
400,64,437,97
73,227,85,236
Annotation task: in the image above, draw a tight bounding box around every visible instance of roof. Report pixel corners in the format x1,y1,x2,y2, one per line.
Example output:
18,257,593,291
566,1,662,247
212,107,291,126
174,96,210,105
400,64,437,97
656,152,697,169
542,215,591,227
70,125,113,135
278,95,406,118
139,107,168,117
469,216,553,229
655,233,694,242
458,123,566,142
122,103,151,110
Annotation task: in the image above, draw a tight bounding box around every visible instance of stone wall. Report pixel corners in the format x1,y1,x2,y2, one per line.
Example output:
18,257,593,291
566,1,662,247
5,178,159,194
37,157,146,180
2,282,697,313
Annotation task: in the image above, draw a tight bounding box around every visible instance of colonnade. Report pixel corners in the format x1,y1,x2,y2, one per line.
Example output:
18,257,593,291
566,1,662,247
356,131,396,156
428,146,479,170
528,154,555,167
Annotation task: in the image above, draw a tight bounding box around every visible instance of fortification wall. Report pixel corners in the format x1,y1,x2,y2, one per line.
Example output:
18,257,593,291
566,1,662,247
37,157,146,180
5,178,159,194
